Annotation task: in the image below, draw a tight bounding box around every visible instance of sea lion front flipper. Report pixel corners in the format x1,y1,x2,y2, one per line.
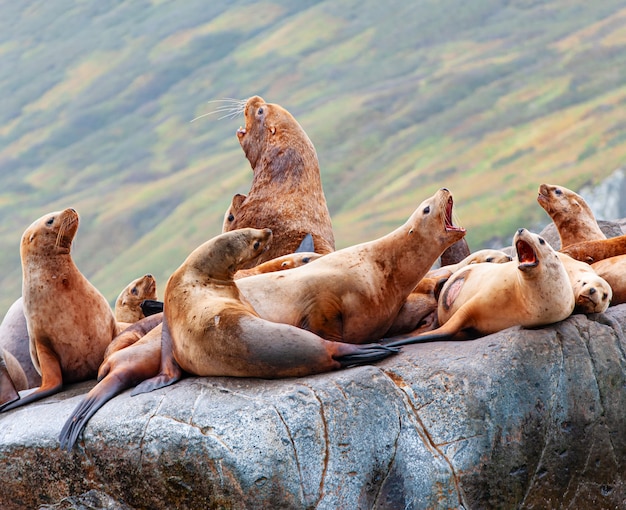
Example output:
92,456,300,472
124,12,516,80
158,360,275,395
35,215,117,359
0,357,19,408
295,233,314,253
141,299,164,317
131,316,181,395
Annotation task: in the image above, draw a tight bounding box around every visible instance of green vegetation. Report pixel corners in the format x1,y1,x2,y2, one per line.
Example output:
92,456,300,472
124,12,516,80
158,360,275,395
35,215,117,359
1,0,626,312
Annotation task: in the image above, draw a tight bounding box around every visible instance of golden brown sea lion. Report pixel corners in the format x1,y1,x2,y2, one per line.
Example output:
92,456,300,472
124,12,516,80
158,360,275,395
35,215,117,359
114,274,158,323
557,253,611,314
225,95,335,266
236,188,466,344
234,251,323,279
537,183,605,248
387,229,575,345
0,208,118,412
132,228,397,395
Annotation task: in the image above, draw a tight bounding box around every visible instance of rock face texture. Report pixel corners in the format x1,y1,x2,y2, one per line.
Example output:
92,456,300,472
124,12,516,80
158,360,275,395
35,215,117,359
1,306,626,509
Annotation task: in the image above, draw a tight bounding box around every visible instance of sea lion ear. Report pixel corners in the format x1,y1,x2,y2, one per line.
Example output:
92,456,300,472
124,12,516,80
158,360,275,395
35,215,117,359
270,126,276,135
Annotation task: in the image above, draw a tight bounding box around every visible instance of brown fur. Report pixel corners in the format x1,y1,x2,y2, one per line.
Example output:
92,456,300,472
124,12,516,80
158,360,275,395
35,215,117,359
222,193,246,233
237,188,466,344
560,234,626,264
226,96,335,267
557,253,611,313
234,252,323,279
537,183,605,249
114,274,158,323
0,208,118,412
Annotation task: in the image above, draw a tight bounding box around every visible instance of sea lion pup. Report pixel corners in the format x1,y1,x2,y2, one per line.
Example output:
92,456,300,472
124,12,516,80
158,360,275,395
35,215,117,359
537,183,605,248
59,322,163,450
592,255,626,306
386,229,575,346
132,228,397,396
225,95,335,267
559,234,626,264
557,253,611,313
236,188,466,344
0,208,118,412
222,193,246,232
114,274,158,323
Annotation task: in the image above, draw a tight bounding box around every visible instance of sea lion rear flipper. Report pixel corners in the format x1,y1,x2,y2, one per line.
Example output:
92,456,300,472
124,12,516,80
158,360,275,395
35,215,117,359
141,299,164,317
335,344,399,368
131,316,181,395
295,233,314,253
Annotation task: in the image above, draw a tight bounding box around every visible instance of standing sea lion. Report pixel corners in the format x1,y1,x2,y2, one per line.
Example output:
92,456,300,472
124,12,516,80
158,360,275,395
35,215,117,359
387,229,575,345
225,95,335,267
132,228,397,396
236,188,466,344
537,183,605,248
0,208,118,412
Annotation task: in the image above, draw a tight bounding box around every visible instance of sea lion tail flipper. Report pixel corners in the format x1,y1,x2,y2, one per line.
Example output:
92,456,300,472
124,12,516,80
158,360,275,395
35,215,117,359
131,316,182,396
141,299,164,316
0,357,19,408
335,344,400,368
295,233,314,253
59,375,127,451
382,331,455,348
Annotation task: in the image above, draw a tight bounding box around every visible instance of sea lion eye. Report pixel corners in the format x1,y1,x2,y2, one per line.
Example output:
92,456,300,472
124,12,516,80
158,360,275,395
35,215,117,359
423,206,430,214
486,257,494,262
253,241,260,250
257,107,264,115
46,217,55,226
227,213,234,222
131,287,138,296
538,238,545,245
555,189,562,195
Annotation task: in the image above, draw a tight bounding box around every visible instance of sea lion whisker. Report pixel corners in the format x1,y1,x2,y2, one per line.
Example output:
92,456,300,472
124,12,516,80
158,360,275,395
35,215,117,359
190,104,246,123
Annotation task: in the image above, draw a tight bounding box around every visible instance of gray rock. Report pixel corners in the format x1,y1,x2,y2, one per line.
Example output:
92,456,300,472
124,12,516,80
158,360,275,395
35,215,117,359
1,306,626,509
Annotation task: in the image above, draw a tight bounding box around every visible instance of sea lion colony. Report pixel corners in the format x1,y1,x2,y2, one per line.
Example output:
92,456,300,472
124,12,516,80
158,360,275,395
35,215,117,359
0,96,623,451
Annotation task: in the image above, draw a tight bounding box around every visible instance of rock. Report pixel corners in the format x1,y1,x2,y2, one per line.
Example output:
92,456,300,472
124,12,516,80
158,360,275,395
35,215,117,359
1,307,626,509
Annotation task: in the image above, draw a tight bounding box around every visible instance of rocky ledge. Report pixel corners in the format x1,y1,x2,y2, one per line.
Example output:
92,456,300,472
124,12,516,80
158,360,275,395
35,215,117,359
1,306,625,509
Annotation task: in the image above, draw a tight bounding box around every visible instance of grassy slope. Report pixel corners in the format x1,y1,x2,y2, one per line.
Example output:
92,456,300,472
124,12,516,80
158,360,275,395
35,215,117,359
0,0,625,313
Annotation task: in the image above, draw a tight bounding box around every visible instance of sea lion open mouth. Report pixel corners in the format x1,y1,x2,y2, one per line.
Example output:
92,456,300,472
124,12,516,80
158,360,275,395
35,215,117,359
516,239,538,270
444,195,464,233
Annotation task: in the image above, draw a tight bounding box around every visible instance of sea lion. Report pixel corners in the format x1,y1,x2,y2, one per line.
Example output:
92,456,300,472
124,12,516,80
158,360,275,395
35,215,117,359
132,228,398,396
59,322,163,450
386,228,575,345
222,193,246,232
537,183,605,248
556,253,611,313
0,208,118,412
592,255,626,306
559,234,626,264
236,188,466,344
114,274,158,323
385,249,514,337
234,251,323,279
103,312,164,360
225,95,335,267
0,352,20,408
440,238,471,267
0,296,41,388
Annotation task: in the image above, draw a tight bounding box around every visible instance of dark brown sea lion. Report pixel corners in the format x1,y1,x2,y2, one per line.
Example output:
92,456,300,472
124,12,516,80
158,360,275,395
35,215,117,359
132,228,397,396
0,208,118,412
537,183,605,248
225,95,335,267
386,229,575,346
236,188,466,344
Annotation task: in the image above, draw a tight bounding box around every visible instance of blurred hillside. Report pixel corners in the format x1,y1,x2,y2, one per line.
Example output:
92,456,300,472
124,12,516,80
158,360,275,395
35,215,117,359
1,0,626,312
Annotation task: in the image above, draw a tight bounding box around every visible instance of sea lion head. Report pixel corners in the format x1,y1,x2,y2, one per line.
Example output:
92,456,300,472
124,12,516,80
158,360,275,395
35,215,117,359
514,228,563,276
236,95,316,176
190,228,273,280
537,183,592,219
572,275,612,314
222,193,247,233
115,274,158,323
406,188,466,246
21,208,79,258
